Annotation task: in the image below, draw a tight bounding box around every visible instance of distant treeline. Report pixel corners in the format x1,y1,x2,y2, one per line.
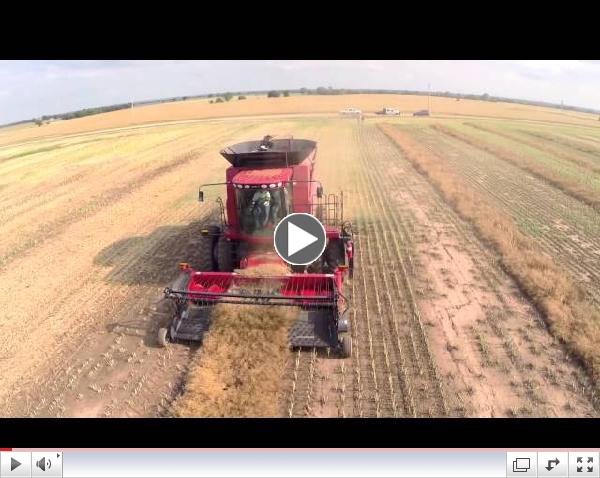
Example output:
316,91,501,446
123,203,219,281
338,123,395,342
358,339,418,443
3,87,599,128
41,103,133,121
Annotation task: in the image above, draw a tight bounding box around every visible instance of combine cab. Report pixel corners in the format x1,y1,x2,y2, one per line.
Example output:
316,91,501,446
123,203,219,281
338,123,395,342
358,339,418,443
157,135,354,357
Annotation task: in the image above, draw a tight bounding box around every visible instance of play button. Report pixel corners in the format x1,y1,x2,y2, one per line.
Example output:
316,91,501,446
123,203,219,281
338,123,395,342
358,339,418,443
274,213,326,265
1,452,31,476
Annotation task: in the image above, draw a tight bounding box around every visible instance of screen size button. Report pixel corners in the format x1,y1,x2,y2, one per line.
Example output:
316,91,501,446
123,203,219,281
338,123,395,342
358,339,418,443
507,452,538,477
569,453,599,477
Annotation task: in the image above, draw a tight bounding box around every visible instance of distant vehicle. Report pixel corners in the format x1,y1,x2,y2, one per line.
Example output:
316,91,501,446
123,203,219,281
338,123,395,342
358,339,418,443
413,109,430,117
377,107,400,116
339,108,362,116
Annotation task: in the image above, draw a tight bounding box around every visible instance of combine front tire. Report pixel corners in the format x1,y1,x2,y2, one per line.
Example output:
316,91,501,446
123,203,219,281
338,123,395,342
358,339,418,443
197,225,219,271
217,238,234,272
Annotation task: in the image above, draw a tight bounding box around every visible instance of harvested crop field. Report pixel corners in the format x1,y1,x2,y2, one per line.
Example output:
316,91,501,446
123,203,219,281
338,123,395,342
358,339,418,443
1,95,599,417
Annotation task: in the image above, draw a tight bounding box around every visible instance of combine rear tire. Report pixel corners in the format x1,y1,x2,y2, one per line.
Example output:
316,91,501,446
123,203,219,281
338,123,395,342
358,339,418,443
340,335,352,358
157,327,169,347
217,238,234,272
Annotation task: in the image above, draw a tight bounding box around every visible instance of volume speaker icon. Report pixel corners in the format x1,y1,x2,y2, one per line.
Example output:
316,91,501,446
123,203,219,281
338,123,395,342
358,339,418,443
36,457,52,471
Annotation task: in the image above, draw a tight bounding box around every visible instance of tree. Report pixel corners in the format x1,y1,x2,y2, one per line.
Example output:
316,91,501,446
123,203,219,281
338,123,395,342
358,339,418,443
34,118,43,126
209,100,214,104
267,90,280,98
299,87,307,95
215,97,224,103
481,93,490,101
283,91,290,97
238,95,247,100
224,92,233,101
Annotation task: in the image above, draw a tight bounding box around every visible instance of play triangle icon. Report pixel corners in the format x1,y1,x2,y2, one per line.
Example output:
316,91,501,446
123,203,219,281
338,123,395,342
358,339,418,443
288,221,318,257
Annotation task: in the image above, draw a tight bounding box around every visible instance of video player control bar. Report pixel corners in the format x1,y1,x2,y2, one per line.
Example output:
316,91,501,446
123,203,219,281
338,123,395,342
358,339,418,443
1,451,599,478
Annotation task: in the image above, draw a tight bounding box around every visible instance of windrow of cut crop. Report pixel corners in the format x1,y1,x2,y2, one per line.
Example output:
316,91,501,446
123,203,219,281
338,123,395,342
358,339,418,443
431,123,600,211
173,264,296,417
379,123,600,394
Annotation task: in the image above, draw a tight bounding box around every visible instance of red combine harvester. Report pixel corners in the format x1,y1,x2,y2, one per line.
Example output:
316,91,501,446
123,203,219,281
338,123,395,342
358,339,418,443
158,135,354,356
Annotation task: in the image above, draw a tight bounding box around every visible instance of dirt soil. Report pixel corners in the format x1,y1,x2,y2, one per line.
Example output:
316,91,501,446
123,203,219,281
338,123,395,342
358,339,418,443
280,121,598,417
368,124,597,416
0,122,269,417
0,116,597,417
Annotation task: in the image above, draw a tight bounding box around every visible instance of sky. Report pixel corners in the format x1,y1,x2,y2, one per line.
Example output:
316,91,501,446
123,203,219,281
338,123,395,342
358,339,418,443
1,60,600,124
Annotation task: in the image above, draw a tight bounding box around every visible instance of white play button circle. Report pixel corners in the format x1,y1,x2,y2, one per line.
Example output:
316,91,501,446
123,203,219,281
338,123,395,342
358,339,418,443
274,213,327,265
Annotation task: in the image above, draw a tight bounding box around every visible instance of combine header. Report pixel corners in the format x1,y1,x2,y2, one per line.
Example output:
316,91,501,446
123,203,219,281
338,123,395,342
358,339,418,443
157,135,354,357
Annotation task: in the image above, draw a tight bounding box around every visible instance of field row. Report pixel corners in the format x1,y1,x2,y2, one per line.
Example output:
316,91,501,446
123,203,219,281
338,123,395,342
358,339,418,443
381,122,600,413
0,118,312,416
2,115,598,417
403,124,600,299
283,121,597,417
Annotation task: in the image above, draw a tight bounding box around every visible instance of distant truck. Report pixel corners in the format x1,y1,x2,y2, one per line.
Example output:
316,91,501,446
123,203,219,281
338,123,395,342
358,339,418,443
339,108,362,116
377,107,400,116
413,109,430,117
